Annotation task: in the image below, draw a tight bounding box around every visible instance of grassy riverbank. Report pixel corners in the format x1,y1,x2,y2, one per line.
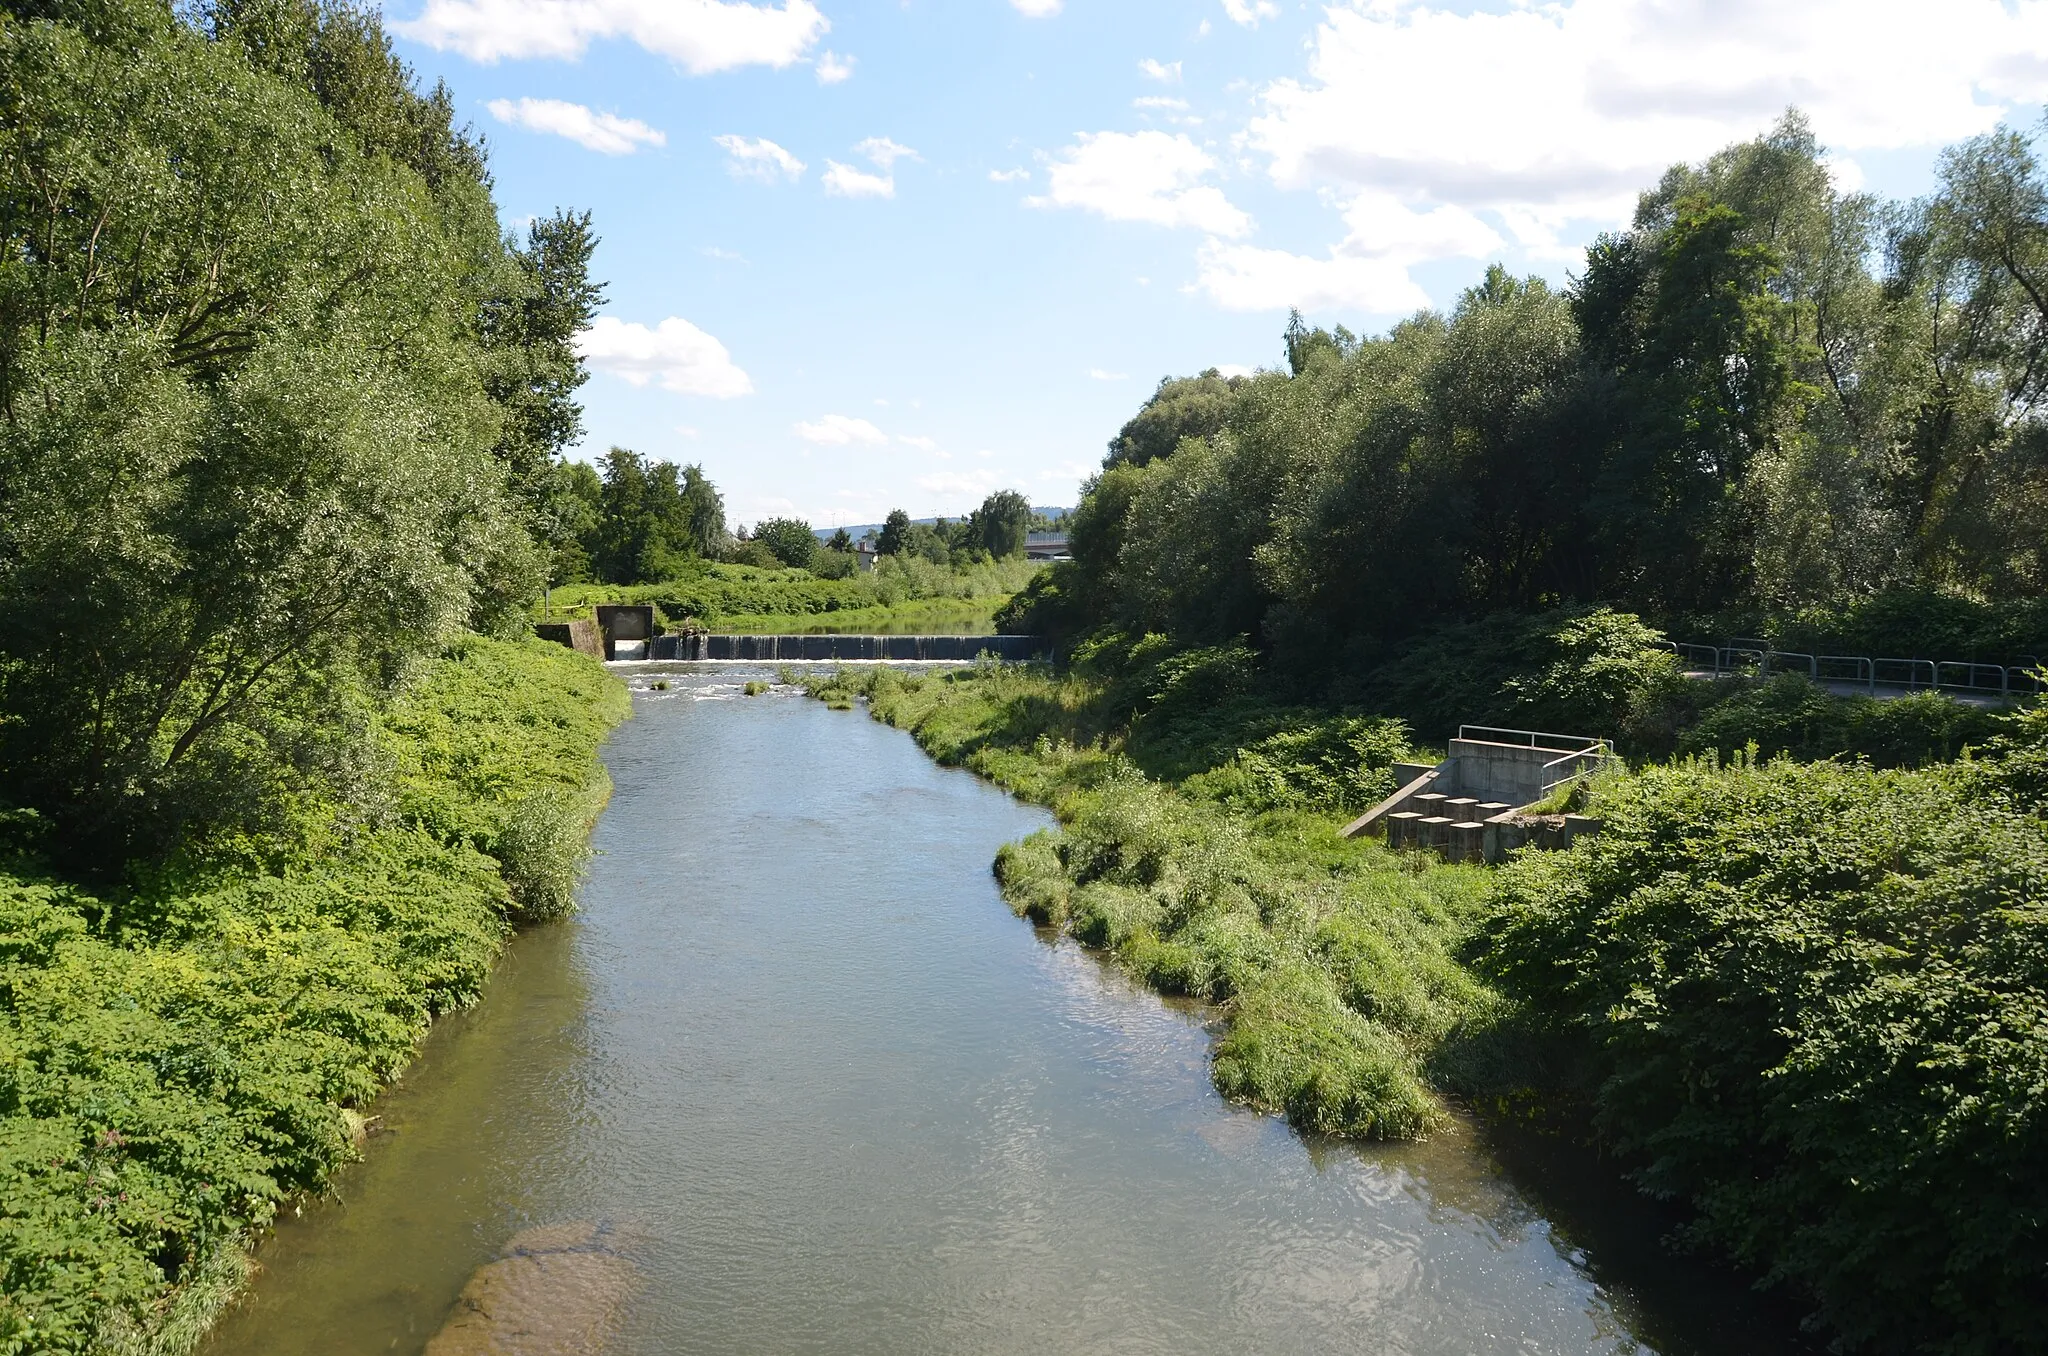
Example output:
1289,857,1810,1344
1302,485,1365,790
804,653,2048,1355
801,660,1503,1139
539,557,1041,635
0,637,626,1354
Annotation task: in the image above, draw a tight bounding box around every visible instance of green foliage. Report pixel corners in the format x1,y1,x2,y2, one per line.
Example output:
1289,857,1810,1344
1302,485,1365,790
969,489,1032,558
1104,369,1241,469
587,449,725,584
750,517,818,570
539,557,1043,633
380,635,628,921
0,1,581,861
1675,673,2004,768
0,636,623,1353
1478,753,2048,1354
1051,113,2048,681
1350,607,1677,743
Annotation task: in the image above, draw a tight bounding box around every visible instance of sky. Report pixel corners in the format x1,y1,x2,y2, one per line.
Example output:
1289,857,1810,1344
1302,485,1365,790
381,0,2048,530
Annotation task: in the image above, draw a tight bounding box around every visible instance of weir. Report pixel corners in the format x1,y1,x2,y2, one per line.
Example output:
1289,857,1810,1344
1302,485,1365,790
647,633,1049,662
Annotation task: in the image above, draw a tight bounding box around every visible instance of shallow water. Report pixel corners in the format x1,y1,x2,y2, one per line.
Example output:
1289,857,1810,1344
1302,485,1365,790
203,667,1807,1356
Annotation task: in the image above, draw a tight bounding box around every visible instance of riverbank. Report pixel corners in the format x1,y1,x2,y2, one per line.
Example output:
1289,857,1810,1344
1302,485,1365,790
0,636,627,1355
802,657,2048,1356
799,661,1503,1140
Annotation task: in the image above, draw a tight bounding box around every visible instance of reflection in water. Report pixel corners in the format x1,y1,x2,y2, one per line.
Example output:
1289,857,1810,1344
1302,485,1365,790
205,666,1803,1356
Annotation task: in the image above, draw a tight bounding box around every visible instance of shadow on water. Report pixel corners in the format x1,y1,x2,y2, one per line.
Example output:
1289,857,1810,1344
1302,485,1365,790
207,666,1821,1356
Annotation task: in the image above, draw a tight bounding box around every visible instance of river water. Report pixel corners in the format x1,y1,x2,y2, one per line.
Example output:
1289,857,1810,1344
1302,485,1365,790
203,668,1808,1356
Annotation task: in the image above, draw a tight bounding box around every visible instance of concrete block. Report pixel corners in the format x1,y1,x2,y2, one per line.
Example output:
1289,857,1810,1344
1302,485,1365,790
535,620,603,659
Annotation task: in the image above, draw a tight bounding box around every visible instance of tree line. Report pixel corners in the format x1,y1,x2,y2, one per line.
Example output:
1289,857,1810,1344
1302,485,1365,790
1013,113,2048,670
547,457,1042,583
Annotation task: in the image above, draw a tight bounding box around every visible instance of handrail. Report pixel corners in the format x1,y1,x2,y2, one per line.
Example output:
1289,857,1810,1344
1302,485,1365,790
1539,743,1611,798
1457,724,1610,753
1678,641,2042,699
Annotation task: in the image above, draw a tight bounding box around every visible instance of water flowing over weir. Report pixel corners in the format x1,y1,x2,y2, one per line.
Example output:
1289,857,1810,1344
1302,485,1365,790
202,667,1813,1356
651,633,1047,661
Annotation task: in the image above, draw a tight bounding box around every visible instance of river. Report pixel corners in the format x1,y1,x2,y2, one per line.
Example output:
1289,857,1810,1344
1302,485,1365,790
202,667,1810,1356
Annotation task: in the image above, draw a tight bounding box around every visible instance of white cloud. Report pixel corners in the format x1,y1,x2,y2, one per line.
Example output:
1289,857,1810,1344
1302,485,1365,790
485,97,664,154
916,469,1004,497
714,134,805,181
823,160,894,197
1192,189,1502,314
1221,0,1278,25
1133,96,1190,112
1214,364,1256,379
815,49,854,83
1139,58,1182,83
1010,0,1061,15
1247,0,2048,248
1195,241,1431,314
700,244,746,260
1088,368,1128,381
795,413,888,445
579,316,753,397
897,434,940,451
1030,131,1252,237
856,136,920,169
988,167,1031,183
394,0,828,73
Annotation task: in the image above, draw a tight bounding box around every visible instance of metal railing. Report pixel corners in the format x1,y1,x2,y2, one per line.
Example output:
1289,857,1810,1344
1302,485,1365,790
1457,724,1613,754
1540,743,1613,797
1670,641,2043,698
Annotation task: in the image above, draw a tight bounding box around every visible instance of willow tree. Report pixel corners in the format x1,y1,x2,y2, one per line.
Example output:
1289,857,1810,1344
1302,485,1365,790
0,0,576,857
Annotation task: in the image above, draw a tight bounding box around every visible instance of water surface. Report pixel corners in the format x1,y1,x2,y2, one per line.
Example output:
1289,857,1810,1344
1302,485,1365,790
204,667,1804,1355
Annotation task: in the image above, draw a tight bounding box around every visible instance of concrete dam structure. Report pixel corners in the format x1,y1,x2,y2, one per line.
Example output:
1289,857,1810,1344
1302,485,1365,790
651,633,1049,662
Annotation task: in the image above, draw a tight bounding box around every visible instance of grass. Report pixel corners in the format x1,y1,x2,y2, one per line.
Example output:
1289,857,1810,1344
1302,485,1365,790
801,662,1500,1141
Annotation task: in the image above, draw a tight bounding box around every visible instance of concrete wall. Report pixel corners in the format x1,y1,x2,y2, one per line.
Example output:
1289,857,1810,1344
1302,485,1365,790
1444,737,1598,807
535,620,603,659
652,634,1048,662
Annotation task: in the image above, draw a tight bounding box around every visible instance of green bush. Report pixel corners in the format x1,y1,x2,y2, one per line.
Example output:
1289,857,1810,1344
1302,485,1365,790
1675,673,2004,768
1477,754,2048,1355
0,638,624,1352
1349,606,1677,742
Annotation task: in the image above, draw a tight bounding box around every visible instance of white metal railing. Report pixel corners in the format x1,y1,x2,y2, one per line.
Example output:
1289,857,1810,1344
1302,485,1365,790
1457,724,1612,753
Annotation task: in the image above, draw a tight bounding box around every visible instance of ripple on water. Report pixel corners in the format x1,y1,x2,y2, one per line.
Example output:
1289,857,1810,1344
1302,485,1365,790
202,667,1808,1356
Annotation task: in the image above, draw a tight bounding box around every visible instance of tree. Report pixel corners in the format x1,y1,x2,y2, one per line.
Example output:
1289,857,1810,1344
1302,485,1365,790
878,508,912,556
0,0,546,856
752,517,818,569
973,489,1032,557
1105,369,1241,468
827,527,853,552
480,210,607,515
679,462,727,558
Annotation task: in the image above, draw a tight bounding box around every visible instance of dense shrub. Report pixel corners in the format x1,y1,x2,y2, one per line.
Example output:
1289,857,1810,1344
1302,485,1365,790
1477,754,2048,1354
1675,673,2004,768
0,638,623,1352
1347,607,1678,743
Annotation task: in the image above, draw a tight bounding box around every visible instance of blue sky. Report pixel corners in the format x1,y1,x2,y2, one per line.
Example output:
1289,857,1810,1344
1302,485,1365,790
383,0,2048,530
